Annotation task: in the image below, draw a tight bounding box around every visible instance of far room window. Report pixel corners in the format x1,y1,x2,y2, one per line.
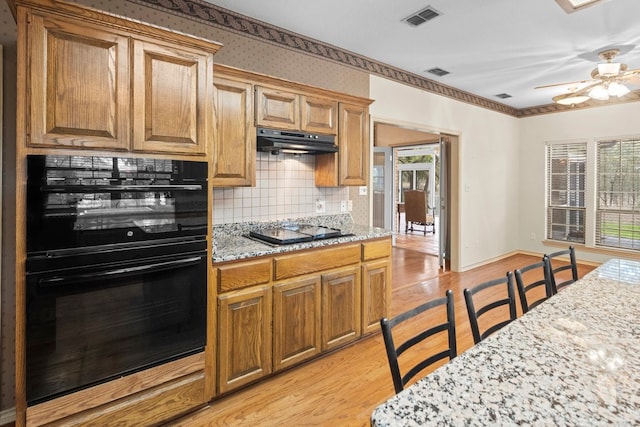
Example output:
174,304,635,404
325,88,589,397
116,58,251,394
596,138,640,250
546,142,586,243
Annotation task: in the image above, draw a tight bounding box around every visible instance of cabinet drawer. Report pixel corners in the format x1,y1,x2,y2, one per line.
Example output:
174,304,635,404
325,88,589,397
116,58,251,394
216,259,272,293
274,245,360,281
362,238,391,261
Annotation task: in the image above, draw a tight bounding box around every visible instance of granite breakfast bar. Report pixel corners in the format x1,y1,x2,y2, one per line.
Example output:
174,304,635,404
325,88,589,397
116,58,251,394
371,258,640,426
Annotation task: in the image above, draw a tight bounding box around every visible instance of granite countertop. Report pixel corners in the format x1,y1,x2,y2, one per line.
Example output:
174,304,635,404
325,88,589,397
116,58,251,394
371,258,640,426
213,214,392,263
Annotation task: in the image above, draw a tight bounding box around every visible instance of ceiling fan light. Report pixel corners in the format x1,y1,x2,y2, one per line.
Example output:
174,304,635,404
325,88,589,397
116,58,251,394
552,93,590,105
588,84,610,101
597,62,621,76
608,81,630,97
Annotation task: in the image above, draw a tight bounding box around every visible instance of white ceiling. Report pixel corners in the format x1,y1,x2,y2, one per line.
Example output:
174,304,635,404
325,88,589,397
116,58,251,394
202,0,640,109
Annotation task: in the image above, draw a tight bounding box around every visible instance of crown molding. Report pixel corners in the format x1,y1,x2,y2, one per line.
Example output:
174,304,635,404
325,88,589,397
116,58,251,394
129,0,639,118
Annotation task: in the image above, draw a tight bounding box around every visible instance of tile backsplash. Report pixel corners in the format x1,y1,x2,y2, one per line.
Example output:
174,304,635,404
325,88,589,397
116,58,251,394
212,152,349,224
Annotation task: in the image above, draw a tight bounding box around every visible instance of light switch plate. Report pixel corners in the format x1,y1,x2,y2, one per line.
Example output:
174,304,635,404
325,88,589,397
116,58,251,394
359,186,367,196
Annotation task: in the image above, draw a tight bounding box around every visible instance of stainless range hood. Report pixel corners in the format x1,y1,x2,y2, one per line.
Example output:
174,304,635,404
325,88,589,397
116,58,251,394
257,127,338,155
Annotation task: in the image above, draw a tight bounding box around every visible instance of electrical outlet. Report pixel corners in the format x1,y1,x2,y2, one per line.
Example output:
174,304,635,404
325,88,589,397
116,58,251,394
315,199,326,213
340,201,347,212
359,186,367,196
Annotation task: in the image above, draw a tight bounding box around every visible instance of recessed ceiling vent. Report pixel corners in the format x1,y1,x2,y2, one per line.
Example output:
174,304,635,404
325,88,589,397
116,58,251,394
426,67,450,77
495,93,512,99
404,6,442,26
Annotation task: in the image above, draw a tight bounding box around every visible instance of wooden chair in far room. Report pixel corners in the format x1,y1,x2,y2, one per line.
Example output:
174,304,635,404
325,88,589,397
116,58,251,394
514,257,553,314
464,272,517,345
380,290,457,394
546,246,578,294
403,190,435,235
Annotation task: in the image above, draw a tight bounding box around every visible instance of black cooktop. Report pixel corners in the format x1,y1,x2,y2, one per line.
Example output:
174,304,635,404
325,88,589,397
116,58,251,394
249,224,346,245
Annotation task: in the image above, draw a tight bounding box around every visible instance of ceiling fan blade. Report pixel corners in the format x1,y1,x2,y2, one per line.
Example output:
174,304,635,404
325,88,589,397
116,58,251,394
534,79,596,90
619,68,640,84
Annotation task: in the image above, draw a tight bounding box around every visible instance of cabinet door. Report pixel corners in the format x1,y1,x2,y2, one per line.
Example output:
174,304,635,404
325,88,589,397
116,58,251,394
300,95,337,135
338,103,369,186
132,40,211,155
27,13,130,150
362,258,391,335
218,286,272,393
212,77,256,186
321,266,361,351
255,86,299,130
273,277,321,371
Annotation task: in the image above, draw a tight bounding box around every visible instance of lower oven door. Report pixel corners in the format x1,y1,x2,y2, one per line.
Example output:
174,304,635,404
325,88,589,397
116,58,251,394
25,249,207,405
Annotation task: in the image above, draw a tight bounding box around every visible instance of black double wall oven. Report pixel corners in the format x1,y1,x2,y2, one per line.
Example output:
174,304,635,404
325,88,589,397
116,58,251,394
25,154,208,405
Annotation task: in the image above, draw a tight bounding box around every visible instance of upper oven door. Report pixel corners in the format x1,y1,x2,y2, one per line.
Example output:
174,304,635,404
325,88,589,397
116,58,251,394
27,155,208,253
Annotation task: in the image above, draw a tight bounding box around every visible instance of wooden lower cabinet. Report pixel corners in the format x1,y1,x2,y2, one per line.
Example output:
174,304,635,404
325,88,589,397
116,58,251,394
214,238,390,396
321,266,362,351
273,277,322,371
217,285,272,394
362,258,392,334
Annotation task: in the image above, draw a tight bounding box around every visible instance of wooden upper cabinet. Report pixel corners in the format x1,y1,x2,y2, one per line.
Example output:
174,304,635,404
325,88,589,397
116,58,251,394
212,76,256,186
255,86,299,130
338,102,369,186
300,95,337,134
27,13,130,150
21,2,220,155
132,40,211,156
255,87,337,135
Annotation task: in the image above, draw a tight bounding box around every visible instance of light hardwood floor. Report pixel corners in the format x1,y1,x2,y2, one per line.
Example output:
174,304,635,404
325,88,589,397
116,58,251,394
173,236,595,427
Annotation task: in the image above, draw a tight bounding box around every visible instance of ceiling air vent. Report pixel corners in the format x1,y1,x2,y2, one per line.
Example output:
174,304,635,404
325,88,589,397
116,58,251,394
426,67,450,77
495,93,512,99
404,6,442,26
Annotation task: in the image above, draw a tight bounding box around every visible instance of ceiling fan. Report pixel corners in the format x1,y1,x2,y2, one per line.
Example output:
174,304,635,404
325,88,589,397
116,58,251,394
536,49,640,105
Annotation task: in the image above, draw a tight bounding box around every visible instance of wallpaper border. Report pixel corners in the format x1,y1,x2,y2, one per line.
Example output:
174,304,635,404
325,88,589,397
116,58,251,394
127,0,639,118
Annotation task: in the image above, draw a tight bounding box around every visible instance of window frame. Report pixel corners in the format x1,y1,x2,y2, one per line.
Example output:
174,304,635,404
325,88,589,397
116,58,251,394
595,137,640,251
545,135,640,254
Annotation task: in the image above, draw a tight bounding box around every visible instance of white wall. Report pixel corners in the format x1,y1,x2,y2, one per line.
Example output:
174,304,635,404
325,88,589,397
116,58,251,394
370,75,521,270
519,101,640,263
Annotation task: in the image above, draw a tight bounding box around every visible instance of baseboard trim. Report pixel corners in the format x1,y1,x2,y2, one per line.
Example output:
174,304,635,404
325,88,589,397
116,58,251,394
459,250,521,272
0,407,16,426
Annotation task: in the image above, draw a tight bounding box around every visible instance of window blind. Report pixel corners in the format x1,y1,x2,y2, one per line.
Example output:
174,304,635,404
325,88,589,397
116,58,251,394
546,142,587,243
595,138,640,250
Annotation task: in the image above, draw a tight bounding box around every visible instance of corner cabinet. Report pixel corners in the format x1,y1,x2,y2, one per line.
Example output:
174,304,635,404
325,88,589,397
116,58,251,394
23,3,219,156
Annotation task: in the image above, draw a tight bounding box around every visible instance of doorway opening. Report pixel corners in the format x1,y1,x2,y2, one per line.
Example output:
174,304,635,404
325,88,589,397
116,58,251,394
372,121,458,272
